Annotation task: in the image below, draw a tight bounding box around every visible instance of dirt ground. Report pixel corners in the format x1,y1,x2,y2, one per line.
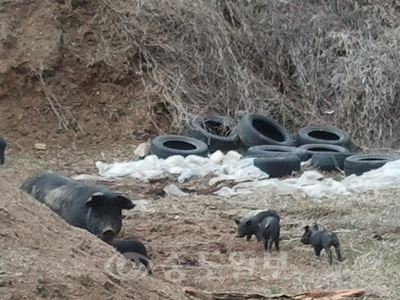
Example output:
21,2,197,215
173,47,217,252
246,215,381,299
0,174,188,300
0,0,172,155
1,149,400,299
1,0,400,299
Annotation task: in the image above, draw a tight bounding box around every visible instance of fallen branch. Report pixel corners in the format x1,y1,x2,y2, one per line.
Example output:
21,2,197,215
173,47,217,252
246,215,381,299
183,287,366,300
293,289,366,300
183,287,290,299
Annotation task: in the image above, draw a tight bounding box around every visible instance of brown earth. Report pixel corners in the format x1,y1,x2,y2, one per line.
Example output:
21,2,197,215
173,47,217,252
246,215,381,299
0,178,187,300
0,0,172,156
1,0,399,299
2,151,399,299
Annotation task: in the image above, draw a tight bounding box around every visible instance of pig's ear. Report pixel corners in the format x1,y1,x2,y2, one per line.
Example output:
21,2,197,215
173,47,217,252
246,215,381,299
303,225,310,232
85,192,105,207
312,223,318,230
245,220,252,226
116,195,135,210
234,219,241,225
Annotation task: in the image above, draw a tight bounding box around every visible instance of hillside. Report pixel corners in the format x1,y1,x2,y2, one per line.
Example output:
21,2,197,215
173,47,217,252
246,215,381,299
2,0,400,153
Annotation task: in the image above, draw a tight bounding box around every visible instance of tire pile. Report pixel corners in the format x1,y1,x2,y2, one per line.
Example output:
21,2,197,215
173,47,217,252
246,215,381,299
149,113,399,178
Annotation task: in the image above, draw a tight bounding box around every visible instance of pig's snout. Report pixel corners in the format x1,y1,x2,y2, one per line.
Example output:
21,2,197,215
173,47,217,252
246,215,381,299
100,228,117,243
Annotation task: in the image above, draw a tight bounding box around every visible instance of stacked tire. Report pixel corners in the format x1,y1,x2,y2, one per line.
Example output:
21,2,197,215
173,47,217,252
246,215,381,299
149,135,209,159
235,113,300,178
295,125,400,175
186,114,240,152
343,154,400,176
148,112,399,178
294,126,352,172
296,125,351,148
236,113,294,148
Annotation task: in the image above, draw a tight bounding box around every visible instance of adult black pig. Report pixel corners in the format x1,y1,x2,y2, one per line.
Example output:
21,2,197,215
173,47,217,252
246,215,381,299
20,172,135,243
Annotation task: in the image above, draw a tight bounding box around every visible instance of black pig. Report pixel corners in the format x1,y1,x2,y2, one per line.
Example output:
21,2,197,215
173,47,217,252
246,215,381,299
110,239,152,274
234,210,281,242
300,223,342,265
258,216,280,252
20,172,135,243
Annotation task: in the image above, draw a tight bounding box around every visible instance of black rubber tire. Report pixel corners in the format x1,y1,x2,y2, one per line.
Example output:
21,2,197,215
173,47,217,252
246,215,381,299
150,135,208,159
344,154,400,176
296,125,350,148
245,155,301,178
298,144,350,160
0,137,6,165
186,114,240,152
247,145,308,161
237,113,293,148
311,152,355,171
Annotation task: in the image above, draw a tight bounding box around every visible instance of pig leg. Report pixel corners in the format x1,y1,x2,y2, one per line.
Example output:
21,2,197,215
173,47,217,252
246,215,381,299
324,247,333,265
246,234,251,242
313,245,322,257
263,238,269,251
274,238,280,252
255,230,264,243
334,244,342,262
313,245,323,261
275,231,280,252
267,239,273,253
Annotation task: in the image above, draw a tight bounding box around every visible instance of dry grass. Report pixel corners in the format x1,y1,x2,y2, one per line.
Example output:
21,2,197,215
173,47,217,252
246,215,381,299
57,0,400,149
4,147,400,298
119,187,400,299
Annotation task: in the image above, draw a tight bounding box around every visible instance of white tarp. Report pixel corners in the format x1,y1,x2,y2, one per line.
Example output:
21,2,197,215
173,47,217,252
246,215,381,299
74,150,400,199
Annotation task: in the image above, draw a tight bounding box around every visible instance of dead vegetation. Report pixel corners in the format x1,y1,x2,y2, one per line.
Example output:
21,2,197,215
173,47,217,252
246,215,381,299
56,0,400,149
2,0,400,150
2,149,400,299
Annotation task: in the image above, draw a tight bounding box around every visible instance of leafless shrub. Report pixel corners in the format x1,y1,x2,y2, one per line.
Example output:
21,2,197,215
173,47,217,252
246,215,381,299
62,0,400,148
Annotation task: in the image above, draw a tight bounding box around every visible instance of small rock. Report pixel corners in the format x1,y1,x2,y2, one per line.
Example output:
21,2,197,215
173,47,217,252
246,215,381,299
134,142,150,157
163,184,189,197
131,199,150,206
157,290,170,298
34,143,47,150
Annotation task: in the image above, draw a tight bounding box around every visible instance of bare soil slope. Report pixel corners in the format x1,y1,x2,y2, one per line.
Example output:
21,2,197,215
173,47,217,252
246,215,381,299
0,1,167,154
0,177,188,300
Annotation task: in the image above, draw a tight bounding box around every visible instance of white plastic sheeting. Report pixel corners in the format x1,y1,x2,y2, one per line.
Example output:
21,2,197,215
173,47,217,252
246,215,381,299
95,151,269,183
87,150,400,199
